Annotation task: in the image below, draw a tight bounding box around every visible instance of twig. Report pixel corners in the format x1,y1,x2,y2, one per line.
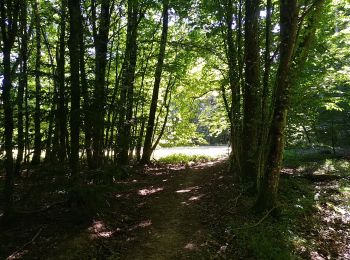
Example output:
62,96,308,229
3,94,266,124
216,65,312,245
7,227,44,259
234,207,276,230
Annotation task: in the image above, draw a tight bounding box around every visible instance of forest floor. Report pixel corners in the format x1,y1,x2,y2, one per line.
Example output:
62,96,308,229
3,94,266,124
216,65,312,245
1,151,350,259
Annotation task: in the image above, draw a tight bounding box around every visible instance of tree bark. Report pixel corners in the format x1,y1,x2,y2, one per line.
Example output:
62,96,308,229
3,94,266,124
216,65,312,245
242,0,261,184
224,0,241,180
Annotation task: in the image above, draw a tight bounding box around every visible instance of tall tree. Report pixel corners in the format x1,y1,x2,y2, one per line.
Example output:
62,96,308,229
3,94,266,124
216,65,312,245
68,0,82,179
224,0,242,180
31,0,42,165
117,0,140,165
0,0,20,219
241,0,261,184
57,0,68,163
141,0,170,164
91,0,111,168
256,0,299,211
15,0,28,175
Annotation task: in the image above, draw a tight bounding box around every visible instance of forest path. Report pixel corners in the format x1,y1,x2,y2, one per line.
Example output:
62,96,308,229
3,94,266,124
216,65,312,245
118,159,228,259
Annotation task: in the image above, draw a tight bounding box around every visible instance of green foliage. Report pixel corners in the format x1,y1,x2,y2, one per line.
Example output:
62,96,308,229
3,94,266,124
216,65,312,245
157,153,213,164
287,0,350,148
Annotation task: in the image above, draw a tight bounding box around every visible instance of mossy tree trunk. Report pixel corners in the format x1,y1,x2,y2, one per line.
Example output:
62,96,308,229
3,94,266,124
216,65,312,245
242,0,261,185
256,0,299,212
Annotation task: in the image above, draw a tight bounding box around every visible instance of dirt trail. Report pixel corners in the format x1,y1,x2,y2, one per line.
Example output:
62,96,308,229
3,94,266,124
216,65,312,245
120,160,227,259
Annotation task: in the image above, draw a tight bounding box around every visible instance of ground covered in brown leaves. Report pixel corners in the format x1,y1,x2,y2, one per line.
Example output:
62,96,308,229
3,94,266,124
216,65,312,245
0,157,349,259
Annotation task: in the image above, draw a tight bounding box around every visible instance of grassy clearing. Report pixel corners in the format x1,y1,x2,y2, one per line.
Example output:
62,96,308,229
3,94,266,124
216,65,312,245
156,153,213,164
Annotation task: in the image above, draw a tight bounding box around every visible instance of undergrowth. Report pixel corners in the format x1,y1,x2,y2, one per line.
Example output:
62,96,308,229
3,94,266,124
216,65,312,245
157,153,213,164
227,149,350,259
229,176,315,259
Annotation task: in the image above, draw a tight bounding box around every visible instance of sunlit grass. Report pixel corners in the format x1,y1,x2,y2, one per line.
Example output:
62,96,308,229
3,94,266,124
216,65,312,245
153,145,229,160
157,153,213,164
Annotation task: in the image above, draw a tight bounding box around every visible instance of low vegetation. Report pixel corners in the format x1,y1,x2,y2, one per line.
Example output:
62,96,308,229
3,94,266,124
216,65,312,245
157,153,213,165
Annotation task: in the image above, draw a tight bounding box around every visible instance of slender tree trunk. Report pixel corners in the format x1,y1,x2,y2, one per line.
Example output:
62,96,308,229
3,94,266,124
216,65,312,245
256,0,299,212
302,125,312,145
15,0,28,175
1,0,20,220
2,48,15,219
41,28,57,162
80,14,93,168
134,25,159,161
151,77,175,151
68,0,81,180
225,0,241,179
257,0,273,181
32,0,42,165
117,0,139,165
141,0,169,164
242,0,261,184
261,0,273,123
57,0,68,163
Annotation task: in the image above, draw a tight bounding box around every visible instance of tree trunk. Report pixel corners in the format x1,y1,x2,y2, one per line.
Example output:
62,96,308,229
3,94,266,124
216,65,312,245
256,0,299,212
116,0,139,165
151,77,175,151
32,0,42,165
225,0,241,180
57,0,68,163
1,0,20,219
79,12,93,168
15,0,28,175
91,0,111,168
68,0,82,179
141,0,169,164
242,0,261,184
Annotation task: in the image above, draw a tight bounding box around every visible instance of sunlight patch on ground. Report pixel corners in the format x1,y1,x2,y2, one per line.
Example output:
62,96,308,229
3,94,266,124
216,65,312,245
89,220,114,239
176,189,192,193
138,220,152,228
184,242,198,251
176,186,200,193
129,220,152,231
138,187,164,196
189,194,205,201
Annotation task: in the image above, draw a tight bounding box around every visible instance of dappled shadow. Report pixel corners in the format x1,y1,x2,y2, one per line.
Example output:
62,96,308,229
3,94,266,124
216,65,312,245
278,158,350,259
2,153,349,259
